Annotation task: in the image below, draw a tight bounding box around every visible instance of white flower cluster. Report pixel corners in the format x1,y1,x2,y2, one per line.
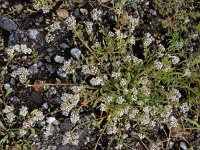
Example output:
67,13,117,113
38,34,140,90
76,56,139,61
132,56,143,64
3,105,16,122
116,96,125,104
120,78,127,86
70,85,84,93
167,88,181,102
157,44,165,57
161,105,173,121
63,59,75,74
115,29,127,39
62,131,79,146
180,102,189,113
169,115,179,128
140,76,149,85
101,94,113,104
184,69,191,76
19,106,28,117
7,44,32,55
91,9,103,21
70,111,79,124
60,93,80,116
32,110,45,122
123,55,132,63
84,21,93,33
49,21,61,32
106,123,118,135
154,60,163,70
11,67,29,84
127,35,136,45
111,71,121,79
33,3,51,13
127,15,139,33
82,65,98,75
65,15,76,30
143,33,154,47
168,55,180,64
100,103,106,111
90,77,103,86
45,32,54,43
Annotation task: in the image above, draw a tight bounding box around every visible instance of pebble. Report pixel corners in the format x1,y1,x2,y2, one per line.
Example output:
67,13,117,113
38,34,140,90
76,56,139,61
59,43,69,49
8,31,19,45
28,29,39,40
0,16,17,32
57,67,66,78
70,48,81,59
46,117,56,124
56,9,69,19
47,47,54,53
45,56,51,63
180,142,188,150
80,8,88,15
59,118,73,133
46,65,55,74
4,83,10,90
28,63,38,75
54,55,64,63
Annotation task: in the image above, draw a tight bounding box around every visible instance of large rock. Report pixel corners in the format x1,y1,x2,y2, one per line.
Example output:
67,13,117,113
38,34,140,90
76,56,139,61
0,16,17,32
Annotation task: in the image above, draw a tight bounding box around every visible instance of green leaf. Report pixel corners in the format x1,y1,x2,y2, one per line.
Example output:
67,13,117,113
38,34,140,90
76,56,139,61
30,128,36,135
72,74,76,83
0,135,8,144
5,88,13,98
0,121,6,130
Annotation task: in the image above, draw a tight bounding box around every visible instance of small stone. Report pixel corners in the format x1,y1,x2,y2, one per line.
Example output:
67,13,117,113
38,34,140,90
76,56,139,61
59,118,73,133
80,8,88,15
180,142,188,150
4,83,10,90
10,78,15,85
57,9,69,19
46,117,56,124
37,61,43,67
45,56,51,63
46,47,54,53
28,63,38,75
46,65,55,74
28,29,39,40
70,48,81,59
54,55,64,63
59,43,69,49
8,32,19,45
56,144,71,150
0,16,17,32
57,67,66,78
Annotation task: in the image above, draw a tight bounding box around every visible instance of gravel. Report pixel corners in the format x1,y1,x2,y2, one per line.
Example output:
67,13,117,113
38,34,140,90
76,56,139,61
28,29,39,40
0,16,17,32
54,55,64,63
28,63,38,75
70,48,81,59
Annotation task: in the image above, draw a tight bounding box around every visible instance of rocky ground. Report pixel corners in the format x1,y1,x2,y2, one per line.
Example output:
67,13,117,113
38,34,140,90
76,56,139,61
0,0,200,150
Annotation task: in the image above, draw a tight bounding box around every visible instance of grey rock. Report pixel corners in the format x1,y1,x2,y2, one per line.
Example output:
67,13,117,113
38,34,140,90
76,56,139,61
45,56,51,63
37,61,43,67
54,55,64,63
70,48,81,59
46,65,55,74
51,96,62,105
56,144,71,150
47,47,54,53
59,43,69,49
4,83,10,90
8,31,19,45
59,118,73,133
180,142,188,150
0,16,17,32
10,78,15,85
57,67,66,78
28,29,39,40
28,63,38,75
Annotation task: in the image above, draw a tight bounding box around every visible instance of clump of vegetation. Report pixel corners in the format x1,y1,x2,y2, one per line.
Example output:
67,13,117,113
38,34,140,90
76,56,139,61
0,0,199,149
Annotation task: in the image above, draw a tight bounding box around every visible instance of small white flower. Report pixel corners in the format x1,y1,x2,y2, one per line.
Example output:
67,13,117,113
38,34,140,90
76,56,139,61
144,33,154,47
169,115,179,128
184,69,191,76
168,55,180,64
90,77,103,86
116,96,125,104
120,78,127,86
62,131,79,146
19,129,27,136
115,144,123,150
3,105,14,114
154,61,163,69
70,111,79,124
19,106,28,117
100,103,106,111
91,9,103,21
65,15,76,29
